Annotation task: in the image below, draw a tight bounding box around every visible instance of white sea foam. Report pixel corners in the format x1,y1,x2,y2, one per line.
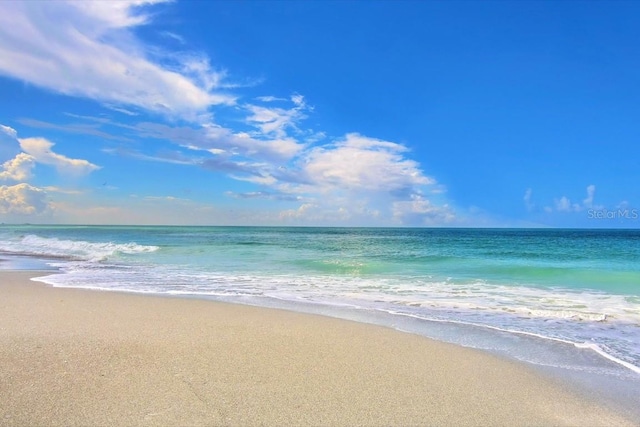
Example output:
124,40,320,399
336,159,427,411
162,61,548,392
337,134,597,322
0,234,159,262
374,308,640,375
30,262,640,375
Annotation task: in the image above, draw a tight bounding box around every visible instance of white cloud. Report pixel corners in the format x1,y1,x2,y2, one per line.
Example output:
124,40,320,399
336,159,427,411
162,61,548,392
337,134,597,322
226,190,302,202
143,195,191,202
259,133,452,226
48,125,458,224
0,125,21,162
104,104,139,116
18,118,131,142
161,31,186,44
131,121,304,163
0,124,17,139
550,185,598,213
278,202,363,225
583,184,595,208
554,196,577,212
523,188,534,211
0,0,233,120
0,153,35,181
42,186,85,195
19,137,100,176
392,195,455,225
202,124,303,161
1,124,100,179
246,94,309,138
0,183,51,216
255,96,287,103
301,133,434,192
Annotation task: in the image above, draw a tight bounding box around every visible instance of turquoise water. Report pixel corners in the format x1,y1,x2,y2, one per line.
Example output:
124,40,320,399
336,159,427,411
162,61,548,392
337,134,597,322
1,226,639,388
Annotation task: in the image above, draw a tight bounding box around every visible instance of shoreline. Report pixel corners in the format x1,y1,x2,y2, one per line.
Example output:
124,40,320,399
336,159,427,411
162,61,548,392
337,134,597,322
1,270,635,426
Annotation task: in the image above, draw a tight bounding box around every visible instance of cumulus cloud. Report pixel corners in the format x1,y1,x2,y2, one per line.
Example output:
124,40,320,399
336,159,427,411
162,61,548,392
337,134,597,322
548,185,600,213
1,124,100,180
0,153,35,181
19,137,100,176
246,133,451,226
0,183,50,215
301,133,434,192
0,0,233,120
554,196,581,212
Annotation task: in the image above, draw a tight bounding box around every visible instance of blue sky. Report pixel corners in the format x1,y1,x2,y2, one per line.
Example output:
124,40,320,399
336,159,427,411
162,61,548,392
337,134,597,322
0,0,638,227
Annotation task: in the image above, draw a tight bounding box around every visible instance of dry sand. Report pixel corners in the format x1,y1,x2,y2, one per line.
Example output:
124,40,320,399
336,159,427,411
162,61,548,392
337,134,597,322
0,271,633,426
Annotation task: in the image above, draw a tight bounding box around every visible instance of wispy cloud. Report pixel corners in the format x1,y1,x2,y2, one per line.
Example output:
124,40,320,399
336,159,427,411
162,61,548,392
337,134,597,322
102,146,199,165
255,96,287,103
245,94,309,138
524,188,534,211
42,186,85,195
0,0,233,120
103,104,139,116
130,120,304,163
161,31,186,44
225,190,303,202
583,184,595,208
17,118,132,142
0,125,20,162
143,195,192,202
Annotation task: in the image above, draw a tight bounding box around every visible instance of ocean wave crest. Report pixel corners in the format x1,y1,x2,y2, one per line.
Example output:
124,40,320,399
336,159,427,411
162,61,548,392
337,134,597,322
0,234,159,262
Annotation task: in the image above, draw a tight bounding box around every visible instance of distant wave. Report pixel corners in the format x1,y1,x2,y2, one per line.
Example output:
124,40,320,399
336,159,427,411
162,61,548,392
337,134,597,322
0,234,159,262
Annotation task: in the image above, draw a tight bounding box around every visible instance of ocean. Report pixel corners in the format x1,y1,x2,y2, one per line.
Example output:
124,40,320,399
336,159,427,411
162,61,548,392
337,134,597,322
1,225,639,414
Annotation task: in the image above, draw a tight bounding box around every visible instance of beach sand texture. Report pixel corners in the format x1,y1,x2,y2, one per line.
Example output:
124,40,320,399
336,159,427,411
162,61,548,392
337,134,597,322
0,271,632,426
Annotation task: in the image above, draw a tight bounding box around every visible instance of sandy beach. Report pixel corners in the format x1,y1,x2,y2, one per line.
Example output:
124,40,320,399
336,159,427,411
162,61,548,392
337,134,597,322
0,271,632,426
